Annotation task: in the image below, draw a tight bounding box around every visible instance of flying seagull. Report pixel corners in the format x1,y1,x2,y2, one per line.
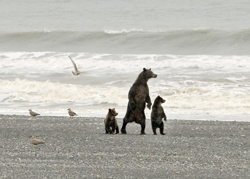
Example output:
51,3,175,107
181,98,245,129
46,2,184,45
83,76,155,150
29,109,40,116
68,108,77,117
69,56,81,76
30,136,45,148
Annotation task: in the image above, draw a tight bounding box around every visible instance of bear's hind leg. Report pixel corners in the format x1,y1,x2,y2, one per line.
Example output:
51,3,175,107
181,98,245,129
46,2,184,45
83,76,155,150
139,119,146,135
152,126,157,135
160,122,165,135
122,115,136,134
121,120,128,134
115,126,119,134
152,123,157,135
152,121,158,135
111,126,115,134
105,124,112,134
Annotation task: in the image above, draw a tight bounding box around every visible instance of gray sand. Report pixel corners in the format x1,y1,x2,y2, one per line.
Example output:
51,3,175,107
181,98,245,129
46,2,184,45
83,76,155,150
0,115,249,178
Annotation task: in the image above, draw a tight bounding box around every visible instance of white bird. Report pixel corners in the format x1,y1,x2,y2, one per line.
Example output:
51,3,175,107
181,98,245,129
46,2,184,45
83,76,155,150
30,136,45,147
69,56,82,76
28,109,40,116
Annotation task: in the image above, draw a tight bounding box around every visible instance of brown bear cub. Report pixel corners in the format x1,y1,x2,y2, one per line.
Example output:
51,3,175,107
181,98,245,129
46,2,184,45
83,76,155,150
151,96,167,135
121,68,157,135
104,108,119,134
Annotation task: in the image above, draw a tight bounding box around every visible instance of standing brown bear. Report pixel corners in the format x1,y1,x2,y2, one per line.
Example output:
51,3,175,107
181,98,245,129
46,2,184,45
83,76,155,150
104,108,119,134
121,68,157,134
151,96,167,135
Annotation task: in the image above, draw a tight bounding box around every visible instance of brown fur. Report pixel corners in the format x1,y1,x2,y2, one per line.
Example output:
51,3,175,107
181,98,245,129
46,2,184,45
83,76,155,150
151,96,167,135
121,68,157,134
104,108,119,134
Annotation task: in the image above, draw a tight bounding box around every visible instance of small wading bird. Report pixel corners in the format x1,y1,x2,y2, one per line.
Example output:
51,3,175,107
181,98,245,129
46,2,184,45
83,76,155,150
30,136,45,148
28,109,40,116
68,108,77,117
69,56,82,76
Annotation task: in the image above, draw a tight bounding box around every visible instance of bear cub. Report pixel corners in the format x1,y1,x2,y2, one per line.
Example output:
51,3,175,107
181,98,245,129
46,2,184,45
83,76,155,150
104,108,119,134
151,96,167,135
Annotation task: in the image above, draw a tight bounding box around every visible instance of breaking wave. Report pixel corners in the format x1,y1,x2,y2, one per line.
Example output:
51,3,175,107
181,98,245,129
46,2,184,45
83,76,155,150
1,29,250,55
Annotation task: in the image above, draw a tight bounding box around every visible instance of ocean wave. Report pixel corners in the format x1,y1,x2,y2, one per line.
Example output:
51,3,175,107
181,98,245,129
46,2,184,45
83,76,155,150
1,29,250,54
103,29,143,34
0,78,249,117
1,52,250,78
0,78,128,105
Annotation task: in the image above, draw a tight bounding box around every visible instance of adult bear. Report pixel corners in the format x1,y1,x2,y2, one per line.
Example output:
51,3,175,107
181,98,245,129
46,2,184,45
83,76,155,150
121,68,157,134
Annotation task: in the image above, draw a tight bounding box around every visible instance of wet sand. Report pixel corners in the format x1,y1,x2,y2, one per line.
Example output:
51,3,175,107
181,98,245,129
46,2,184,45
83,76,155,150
0,115,249,178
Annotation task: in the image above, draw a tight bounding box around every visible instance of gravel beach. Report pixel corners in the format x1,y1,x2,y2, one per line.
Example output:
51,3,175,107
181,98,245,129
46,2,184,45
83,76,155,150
0,115,249,178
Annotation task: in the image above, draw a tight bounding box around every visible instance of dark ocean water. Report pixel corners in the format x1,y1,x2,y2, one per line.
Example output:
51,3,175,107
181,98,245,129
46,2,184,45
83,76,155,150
1,29,250,54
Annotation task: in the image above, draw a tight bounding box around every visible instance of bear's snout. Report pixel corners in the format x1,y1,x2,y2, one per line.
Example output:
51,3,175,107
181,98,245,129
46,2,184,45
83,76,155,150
153,73,157,78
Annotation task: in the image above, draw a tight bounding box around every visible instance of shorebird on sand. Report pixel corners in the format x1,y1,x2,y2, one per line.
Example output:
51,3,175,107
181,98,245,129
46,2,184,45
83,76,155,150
29,109,40,116
69,56,82,76
30,136,45,148
68,108,77,117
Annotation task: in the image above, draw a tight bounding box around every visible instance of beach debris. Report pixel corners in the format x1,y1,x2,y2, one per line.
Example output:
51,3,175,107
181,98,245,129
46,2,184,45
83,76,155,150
30,136,45,147
28,109,40,116
68,108,77,117
69,56,82,76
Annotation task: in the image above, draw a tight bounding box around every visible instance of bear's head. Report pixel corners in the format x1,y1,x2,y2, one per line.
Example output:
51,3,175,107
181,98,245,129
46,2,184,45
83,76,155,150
142,68,157,79
155,95,166,104
108,108,118,118
135,68,157,84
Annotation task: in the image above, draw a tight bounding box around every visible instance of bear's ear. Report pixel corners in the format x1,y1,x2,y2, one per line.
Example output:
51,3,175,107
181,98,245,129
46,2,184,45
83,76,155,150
149,68,151,71
143,68,146,72
109,108,111,112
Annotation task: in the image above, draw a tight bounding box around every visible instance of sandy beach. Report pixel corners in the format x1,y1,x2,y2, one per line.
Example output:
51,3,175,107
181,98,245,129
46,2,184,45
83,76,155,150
0,115,249,178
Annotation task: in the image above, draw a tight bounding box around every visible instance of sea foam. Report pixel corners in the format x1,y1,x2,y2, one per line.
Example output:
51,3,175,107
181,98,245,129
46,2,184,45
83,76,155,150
0,52,250,119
